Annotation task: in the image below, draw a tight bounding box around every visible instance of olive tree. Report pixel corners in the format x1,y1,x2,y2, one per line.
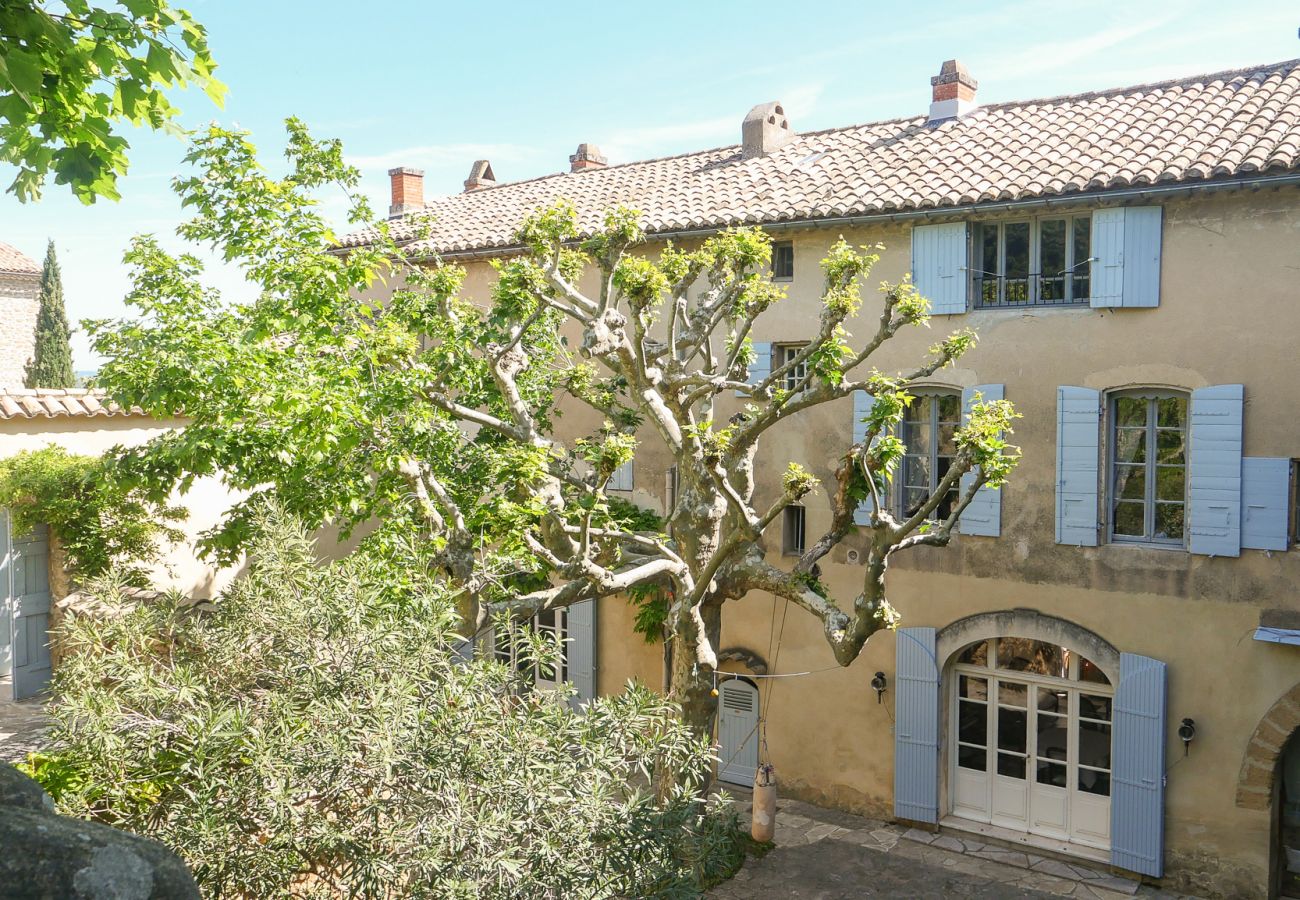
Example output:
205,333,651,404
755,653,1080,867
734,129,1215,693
92,121,1019,743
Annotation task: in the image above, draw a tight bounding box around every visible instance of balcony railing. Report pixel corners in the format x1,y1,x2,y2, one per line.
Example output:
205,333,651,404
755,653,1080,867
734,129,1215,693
971,271,1091,309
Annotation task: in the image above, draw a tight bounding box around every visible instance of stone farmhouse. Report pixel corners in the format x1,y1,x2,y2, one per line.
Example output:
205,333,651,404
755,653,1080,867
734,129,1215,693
355,57,1300,897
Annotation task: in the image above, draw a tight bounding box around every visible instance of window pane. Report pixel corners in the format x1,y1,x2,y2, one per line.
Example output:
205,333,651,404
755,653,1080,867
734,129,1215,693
1078,720,1112,770
1072,217,1091,299
1115,397,1148,427
1079,694,1112,721
937,394,961,423
960,700,987,745
960,674,989,698
1037,713,1068,762
1037,687,1066,715
1155,466,1185,501
1115,465,1145,500
1114,428,1146,464
907,395,933,423
904,419,931,454
998,639,1068,678
938,424,958,455
998,681,1029,708
998,753,1027,779
1157,397,1187,428
904,455,931,488
997,708,1027,753
903,488,928,517
959,643,990,668
959,745,987,771
1004,222,1030,303
1079,659,1111,685
1039,219,1067,302
1157,429,1186,464
1113,501,1145,537
1155,503,1185,540
980,223,999,275
1037,760,1068,787
1078,769,1110,796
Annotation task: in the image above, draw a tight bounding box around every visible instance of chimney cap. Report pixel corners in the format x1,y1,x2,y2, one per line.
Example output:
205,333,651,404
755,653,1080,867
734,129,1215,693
741,100,795,159
569,143,608,171
930,59,978,90
388,166,425,177
464,159,497,192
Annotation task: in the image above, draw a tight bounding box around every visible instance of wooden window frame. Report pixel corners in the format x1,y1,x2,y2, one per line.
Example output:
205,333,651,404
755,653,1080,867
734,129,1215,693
1106,389,1188,548
971,214,1092,308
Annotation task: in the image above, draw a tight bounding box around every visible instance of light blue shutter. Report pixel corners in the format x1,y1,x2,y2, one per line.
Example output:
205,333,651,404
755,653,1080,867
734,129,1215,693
959,384,1003,537
1090,207,1162,308
1111,652,1168,878
1241,457,1290,552
1055,386,1101,546
911,222,968,315
567,599,596,709
1189,384,1244,557
893,626,939,824
852,390,874,526
736,341,772,397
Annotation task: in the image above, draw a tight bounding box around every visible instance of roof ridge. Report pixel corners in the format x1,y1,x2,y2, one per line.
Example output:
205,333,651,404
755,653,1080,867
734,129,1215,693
406,57,1300,206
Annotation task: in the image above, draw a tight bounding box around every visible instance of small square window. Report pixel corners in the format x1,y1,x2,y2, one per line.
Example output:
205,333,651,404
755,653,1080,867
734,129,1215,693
783,505,806,555
777,343,807,393
772,241,794,280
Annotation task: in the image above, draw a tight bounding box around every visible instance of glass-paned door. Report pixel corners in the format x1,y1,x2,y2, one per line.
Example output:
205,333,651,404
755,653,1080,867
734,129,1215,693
950,638,1114,850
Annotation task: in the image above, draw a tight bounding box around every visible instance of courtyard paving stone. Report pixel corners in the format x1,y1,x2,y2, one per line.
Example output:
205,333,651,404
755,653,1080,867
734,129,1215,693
0,691,50,764
711,788,1200,900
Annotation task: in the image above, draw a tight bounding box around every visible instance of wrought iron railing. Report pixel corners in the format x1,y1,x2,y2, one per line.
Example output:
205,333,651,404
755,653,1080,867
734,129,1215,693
970,267,1092,309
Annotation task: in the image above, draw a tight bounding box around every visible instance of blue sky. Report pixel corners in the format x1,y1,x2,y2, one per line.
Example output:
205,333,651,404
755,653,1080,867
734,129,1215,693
2,0,1296,368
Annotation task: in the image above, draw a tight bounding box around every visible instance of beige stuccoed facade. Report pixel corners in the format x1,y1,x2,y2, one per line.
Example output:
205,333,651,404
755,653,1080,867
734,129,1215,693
421,184,1300,898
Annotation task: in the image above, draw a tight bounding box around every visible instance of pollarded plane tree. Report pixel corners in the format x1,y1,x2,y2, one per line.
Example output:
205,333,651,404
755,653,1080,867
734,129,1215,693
92,123,1018,741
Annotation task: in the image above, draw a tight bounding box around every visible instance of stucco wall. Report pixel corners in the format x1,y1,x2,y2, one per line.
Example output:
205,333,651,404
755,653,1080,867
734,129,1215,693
0,416,245,599
393,185,1300,897
0,272,40,390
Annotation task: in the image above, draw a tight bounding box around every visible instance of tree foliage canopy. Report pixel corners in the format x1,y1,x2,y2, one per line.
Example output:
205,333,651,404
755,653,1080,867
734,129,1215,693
24,239,77,388
0,0,223,202
26,504,743,898
91,121,1019,735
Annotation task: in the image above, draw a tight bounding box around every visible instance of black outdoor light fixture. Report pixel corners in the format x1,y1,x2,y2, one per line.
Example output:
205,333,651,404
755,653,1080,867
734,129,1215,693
1178,718,1197,755
871,672,888,704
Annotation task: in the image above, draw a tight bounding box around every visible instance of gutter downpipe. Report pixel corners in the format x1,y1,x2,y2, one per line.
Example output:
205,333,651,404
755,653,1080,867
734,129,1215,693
407,173,1300,263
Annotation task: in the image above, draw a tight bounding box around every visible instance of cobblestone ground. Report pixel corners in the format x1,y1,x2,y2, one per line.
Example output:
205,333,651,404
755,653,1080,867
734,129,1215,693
710,789,1201,900
0,692,50,764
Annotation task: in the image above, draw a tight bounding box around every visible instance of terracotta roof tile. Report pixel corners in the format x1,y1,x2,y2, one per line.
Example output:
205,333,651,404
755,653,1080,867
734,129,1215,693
343,59,1300,257
0,242,38,276
0,389,144,421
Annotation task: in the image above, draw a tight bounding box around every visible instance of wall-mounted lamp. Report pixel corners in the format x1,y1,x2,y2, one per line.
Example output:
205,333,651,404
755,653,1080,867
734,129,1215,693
1178,718,1196,755
871,672,888,704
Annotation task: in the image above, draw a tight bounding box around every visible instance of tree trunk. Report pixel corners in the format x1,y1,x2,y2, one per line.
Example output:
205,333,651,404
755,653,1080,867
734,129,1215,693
666,602,723,792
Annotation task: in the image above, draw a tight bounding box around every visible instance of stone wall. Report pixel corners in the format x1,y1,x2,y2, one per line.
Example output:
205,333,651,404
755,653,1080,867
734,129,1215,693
0,271,40,390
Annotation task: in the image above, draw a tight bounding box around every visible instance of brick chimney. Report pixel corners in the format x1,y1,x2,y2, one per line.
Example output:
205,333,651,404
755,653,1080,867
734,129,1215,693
387,167,424,218
569,143,607,172
463,159,496,192
929,59,978,123
741,101,794,159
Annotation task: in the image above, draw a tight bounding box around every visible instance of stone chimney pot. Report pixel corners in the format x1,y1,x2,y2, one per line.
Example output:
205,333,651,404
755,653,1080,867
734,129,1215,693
929,59,979,123
387,166,424,218
741,101,794,159
569,143,608,172
463,160,497,192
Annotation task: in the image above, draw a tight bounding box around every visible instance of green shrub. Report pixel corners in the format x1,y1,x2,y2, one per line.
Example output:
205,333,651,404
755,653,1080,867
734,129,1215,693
34,503,743,898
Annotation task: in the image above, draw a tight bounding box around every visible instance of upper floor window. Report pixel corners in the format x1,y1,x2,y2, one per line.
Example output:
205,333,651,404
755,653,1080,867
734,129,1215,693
1109,391,1187,545
972,215,1091,309
495,609,568,689
782,504,806,555
772,241,794,281
899,391,961,520
778,343,806,393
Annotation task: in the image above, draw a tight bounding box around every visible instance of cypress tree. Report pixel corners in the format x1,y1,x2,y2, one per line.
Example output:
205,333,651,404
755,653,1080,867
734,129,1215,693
24,239,77,389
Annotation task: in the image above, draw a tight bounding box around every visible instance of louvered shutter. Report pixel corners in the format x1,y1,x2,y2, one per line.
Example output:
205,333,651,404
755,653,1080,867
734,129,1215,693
10,522,52,700
718,680,759,785
1055,387,1101,546
1090,207,1162,308
1111,652,1168,878
958,384,1004,537
736,341,772,397
1189,384,1244,557
1240,457,1290,552
852,390,875,526
566,599,596,709
893,626,939,824
912,222,968,315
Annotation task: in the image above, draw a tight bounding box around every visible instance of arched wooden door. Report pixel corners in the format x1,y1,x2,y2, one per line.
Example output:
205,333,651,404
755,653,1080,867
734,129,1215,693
718,679,759,786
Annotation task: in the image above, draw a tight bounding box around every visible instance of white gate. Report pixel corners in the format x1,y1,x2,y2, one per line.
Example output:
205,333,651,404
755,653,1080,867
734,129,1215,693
718,679,759,785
